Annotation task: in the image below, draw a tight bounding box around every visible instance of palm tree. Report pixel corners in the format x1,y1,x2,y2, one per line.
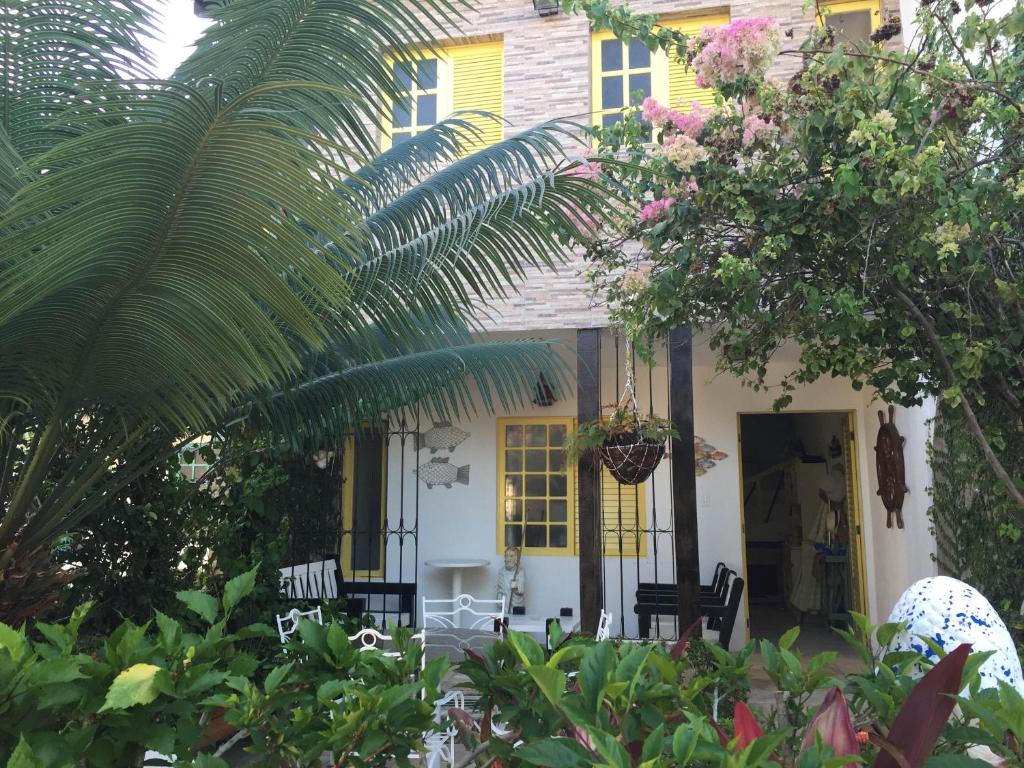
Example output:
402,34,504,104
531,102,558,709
0,0,612,622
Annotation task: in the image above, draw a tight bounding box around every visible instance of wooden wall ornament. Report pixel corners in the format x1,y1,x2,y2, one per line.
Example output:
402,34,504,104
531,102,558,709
874,405,908,529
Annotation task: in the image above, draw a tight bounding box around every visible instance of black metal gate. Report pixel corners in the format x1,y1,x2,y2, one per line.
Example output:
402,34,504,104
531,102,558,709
593,332,683,640
281,417,421,628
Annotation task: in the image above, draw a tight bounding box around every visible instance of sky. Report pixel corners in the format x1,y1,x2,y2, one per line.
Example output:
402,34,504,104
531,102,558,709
151,2,211,77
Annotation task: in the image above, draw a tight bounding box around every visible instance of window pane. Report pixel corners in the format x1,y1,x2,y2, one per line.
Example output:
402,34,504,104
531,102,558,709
505,425,523,447
525,499,547,521
549,474,567,497
602,113,623,128
826,10,872,44
392,132,411,145
504,498,523,521
505,525,523,547
350,433,384,572
417,58,438,89
525,525,547,548
392,96,412,128
602,75,623,109
550,525,568,548
525,425,547,447
629,73,651,105
393,61,413,91
601,39,622,72
417,93,437,126
628,38,650,69
525,475,547,497
549,450,566,472
525,449,547,472
505,475,522,496
505,450,523,471
549,424,567,447
549,499,567,522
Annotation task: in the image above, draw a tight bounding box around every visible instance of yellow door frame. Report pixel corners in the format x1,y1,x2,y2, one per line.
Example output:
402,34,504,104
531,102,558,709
735,409,869,642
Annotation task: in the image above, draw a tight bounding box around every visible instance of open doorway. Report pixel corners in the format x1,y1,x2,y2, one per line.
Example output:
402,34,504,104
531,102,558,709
739,412,862,654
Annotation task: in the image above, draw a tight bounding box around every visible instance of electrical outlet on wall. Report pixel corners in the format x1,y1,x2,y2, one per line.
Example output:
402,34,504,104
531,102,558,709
700,494,712,509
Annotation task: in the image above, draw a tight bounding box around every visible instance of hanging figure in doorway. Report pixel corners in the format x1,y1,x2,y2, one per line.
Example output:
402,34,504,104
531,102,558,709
789,454,847,616
496,545,526,614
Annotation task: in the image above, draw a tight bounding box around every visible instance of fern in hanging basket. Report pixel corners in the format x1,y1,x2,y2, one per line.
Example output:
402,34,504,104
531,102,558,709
565,407,678,485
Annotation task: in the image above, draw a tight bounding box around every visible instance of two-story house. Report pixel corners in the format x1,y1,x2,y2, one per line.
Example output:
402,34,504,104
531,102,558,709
281,0,938,649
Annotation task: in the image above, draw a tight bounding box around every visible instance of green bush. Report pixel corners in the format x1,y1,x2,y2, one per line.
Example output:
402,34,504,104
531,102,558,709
1,568,445,768
452,617,1024,767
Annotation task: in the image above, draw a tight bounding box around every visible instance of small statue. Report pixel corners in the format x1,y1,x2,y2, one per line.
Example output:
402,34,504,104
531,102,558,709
496,545,526,613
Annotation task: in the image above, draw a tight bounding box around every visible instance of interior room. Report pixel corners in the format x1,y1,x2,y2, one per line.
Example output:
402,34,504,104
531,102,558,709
739,412,856,653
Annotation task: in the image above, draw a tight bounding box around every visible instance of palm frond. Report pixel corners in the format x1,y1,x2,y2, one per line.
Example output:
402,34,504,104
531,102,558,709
247,336,571,449
174,0,469,159
0,0,156,158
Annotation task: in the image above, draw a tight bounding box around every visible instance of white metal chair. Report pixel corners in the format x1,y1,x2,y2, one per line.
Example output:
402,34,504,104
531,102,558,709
421,594,507,656
279,559,338,600
275,605,324,645
338,626,457,768
596,609,614,641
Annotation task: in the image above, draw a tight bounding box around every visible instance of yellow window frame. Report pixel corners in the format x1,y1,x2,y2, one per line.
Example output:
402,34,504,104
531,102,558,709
591,30,670,129
340,434,388,578
816,0,882,32
496,417,576,556
380,51,454,151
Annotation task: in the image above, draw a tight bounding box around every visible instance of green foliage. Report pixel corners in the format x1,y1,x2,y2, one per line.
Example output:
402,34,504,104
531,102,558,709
452,618,1024,768
564,407,679,463
928,401,1024,646
0,0,615,622
576,0,1024,515
0,568,443,767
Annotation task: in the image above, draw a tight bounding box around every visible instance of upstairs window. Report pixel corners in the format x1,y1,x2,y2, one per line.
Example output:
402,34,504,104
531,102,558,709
390,58,441,146
383,41,504,151
819,0,882,45
591,14,728,131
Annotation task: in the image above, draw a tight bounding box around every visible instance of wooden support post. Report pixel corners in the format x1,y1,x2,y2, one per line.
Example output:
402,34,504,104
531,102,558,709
576,328,603,634
669,327,700,633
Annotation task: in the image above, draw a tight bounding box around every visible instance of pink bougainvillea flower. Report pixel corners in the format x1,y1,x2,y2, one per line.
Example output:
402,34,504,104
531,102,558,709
639,197,675,223
689,17,782,88
742,114,776,146
799,687,860,766
641,97,708,139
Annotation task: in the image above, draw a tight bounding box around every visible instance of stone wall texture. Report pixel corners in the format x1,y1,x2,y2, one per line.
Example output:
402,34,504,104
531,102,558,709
405,0,903,332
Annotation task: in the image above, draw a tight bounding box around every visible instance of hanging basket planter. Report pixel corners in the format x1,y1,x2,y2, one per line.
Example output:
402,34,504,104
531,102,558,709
564,336,678,486
597,431,667,485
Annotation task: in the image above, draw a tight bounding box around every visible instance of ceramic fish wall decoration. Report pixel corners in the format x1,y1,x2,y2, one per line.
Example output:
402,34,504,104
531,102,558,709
416,421,470,453
415,457,470,489
694,436,728,476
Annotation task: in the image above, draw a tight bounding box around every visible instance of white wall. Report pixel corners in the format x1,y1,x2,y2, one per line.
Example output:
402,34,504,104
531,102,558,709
379,330,938,645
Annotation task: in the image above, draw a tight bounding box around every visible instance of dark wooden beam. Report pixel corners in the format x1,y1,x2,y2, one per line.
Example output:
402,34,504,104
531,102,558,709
668,327,700,633
576,328,602,633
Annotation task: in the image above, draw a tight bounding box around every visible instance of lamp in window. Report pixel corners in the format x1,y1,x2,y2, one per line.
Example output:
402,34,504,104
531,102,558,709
531,372,557,407
532,0,560,17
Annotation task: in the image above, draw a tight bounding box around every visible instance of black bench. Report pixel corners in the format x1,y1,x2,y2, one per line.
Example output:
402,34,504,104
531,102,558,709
340,581,417,626
633,569,745,647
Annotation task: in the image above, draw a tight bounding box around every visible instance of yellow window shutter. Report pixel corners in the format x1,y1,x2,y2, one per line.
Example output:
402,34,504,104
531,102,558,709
575,469,647,557
449,41,504,150
666,14,730,111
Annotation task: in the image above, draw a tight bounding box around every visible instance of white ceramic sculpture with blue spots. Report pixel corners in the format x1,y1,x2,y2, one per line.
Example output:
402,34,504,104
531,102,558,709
885,575,1023,695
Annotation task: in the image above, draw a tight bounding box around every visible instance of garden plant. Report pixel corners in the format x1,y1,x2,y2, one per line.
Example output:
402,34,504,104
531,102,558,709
0,0,614,624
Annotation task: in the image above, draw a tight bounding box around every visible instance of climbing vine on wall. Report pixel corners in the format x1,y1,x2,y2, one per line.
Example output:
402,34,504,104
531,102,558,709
928,401,1024,645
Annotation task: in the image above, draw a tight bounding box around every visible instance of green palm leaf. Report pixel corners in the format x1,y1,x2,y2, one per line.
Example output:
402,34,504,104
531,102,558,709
0,0,155,158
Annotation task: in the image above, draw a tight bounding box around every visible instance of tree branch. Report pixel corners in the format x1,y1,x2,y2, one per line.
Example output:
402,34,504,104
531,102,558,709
892,287,1024,514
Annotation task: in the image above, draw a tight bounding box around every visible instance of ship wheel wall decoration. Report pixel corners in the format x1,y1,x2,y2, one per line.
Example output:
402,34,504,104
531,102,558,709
874,405,908,529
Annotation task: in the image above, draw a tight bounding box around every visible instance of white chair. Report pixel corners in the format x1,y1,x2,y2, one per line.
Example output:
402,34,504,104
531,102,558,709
275,605,324,645
422,594,507,652
596,609,614,641
279,559,338,600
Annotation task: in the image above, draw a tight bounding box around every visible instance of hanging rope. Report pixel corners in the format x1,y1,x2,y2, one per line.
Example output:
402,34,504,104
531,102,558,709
600,336,664,485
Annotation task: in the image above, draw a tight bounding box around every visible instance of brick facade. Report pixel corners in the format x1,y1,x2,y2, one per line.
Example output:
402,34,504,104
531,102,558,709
414,0,901,332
